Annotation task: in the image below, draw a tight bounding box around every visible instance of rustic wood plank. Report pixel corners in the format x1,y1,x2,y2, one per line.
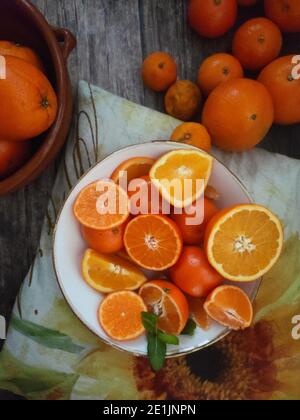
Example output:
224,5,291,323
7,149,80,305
0,0,299,399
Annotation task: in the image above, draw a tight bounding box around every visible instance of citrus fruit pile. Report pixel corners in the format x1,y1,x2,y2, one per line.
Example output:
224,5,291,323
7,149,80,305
0,41,58,179
74,150,283,353
141,0,300,153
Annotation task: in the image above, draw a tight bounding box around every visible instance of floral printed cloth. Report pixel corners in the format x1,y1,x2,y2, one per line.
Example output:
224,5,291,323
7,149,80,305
0,81,300,400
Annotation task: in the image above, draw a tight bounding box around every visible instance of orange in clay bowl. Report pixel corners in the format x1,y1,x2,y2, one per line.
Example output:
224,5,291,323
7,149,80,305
0,0,76,195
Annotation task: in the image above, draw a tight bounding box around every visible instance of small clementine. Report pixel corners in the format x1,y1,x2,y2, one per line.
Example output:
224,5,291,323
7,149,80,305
170,247,223,298
264,0,300,33
232,17,283,72
188,0,238,38
171,198,219,246
81,221,127,254
197,53,244,96
170,122,211,151
165,80,202,121
258,55,300,125
142,52,177,92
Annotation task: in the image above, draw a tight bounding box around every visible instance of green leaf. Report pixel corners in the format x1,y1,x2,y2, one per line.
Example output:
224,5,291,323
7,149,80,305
11,316,84,354
157,330,179,345
141,312,158,334
0,349,79,400
147,333,166,372
181,319,197,336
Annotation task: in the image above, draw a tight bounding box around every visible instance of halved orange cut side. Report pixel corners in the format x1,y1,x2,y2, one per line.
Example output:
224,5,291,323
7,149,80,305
74,180,129,230
139,280,189,335
82,249,147,293
111,156,156,185
124,214,183,271
205,204,283,282
99,291,147,341
204,285,253,331
150,149,213,208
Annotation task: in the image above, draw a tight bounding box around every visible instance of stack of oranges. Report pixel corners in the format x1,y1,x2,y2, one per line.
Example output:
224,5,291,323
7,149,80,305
141,0,300,153
0,41,58,179
74,150,283,343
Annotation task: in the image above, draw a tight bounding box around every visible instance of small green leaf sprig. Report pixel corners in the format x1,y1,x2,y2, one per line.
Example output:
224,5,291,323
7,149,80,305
141,312,196,371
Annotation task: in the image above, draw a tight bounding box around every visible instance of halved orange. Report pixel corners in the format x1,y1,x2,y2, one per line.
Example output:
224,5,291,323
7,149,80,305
82,249,147,293
150,149,213,208
139,280,189,335
124,214,183,271
111,156,156,185
74,180,129,230
205,204,283,282
187,296,212,331
204,285,253,331
99,291,147,341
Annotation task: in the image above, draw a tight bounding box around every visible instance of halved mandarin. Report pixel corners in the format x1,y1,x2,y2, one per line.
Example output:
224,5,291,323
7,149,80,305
205,204,283,282
111,156,156,185
204,285,253,331
124,214,183,271
74,180,130,231
99,291,147,341
139,280,189,335
82,249,147,293
150,149,213,208
187,296,212,331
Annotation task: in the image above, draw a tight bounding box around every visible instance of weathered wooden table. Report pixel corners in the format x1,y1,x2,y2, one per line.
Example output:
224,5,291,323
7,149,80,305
0,0,299,400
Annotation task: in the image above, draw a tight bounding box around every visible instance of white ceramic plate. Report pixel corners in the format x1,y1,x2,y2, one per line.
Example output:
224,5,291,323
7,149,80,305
53,142,261,357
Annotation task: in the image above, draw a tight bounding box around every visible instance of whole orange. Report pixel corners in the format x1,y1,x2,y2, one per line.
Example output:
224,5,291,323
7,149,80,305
0,139,31,179
170,247,223,298
188,0,238,38
171,198,219,246
197,53,244,96
0,56,57,142
258,55,300,125
128,175,164,215
232,17,282,72
165,80,202,121
202,78,274,151
265,0,300,33
0,41,44,71
142,52,177,92
170,122,211,151
81,221,128,254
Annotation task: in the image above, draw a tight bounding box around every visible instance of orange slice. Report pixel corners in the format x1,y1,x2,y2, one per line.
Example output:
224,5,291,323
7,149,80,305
74,180,129,230
187,296,212,331
111,156,156,185
124,214,183,271
204,285,253,331
99,291,147,341
139,280,189,335
205,204,283,282
150,149,213,208
82,249,147,293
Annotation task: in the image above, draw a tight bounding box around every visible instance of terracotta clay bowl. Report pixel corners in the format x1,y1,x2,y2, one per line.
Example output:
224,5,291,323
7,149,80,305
0,0,76,195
